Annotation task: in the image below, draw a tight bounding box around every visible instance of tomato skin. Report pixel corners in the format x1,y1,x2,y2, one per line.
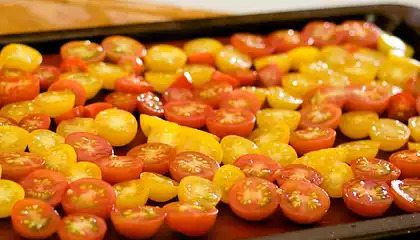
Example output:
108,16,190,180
346,85,391,114
117,56,145,76
342,178,392,217
301,21,344,47
48,80,87,106
96,156,144,184
405,76,420,97
127,143,176,174
391,179,420,213
274,164,323,186
65,132,113,162
206,109,256,138
137,92,164,117
389,150,420,179
0,43,42,72
289,127,336,155
228,177,278,221
169,72,194,90
387,92,417,121
279,180,330,224
111,206,166,240
58,215,107,240
61,178,116,220
227,69,257,86
234,154,280,182
231,33,274,58
163,202,218,237
163,87,193,103
257,63,284,87
11,199,60,239
19,113,51,132
267,29,302,53
0,69,40,107
219,90,262,114
102,35,146,62
337,21,381,48
84,102,112,118
20,169,68,207
350,157,400,182
187,52,215,66
105,92,138,113
299,103,342,129
59,57,88,73
169,151,220,182
33,65,60,90
54,106,85,125
115,75,153,94
61,40,105,64
193,81,233,108
0,152,44,182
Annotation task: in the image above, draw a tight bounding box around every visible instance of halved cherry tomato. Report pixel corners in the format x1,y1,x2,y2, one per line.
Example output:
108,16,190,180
299,103,342,129
117,56,145,75
248,122,290,147
274,164,323,186
162,88,193,103
163,202,218,237
339,111,379,139
0,152,44,181
231,33,274,58
169,151,219,182
111,206,166,240
338,61,377,85
127,142,175,174
409,116,420,142
219,90,261,113
115,75,153,94
391,179,420,213
33,65,60,90
96,155,143,184
87,62,129,90
43,143,77,174
342,178,392,217
144,72,178,94
350,157,400,182
303,86,348,108
405,76,420,97
20,169,68,207
66,161,102,182
105,92,138,113
301,21,344,47
59,57,88,73
215,45,252,73
212,164,246,203
227,69,257,86
137,92,164,117
346,85,390,114
259,142,297,166
211,70,240,88
389,150,420,179
11,199,60,239
102,35,146,62
54,106,85,125
56,117,98,138
193,81,233,108
289,127,336,155
370,118,410,152
352,48,385,67
113,179,149,208
0,43,42,72
164,100,211,129
257,63,283,87
178,176,222,207
0,125,30,153
256,109,301,131
234,154,280,182
337,140,380,163
61,40,105,64
181,64,215,87
288,46,320,70
28,129,65,157
84,102,112,118
34,90,76,118
228,177,278,221
378,58,418,87
58,214,107,240
0,69,40,107
59,72,103,99
282,72,319,97
144,44,187,72
48,80,87,106
65,132,113,162
18,113,51,132
267,29,302,52
0,179,25,218
267,87,303,110
220,135,260,165
387,92,416,121
140,172,179,202
279,180,330,224
62,178,116,219
0,115,17,126
184,38,223,60
206,108,255,138
0,100,41,122
337,21,381,48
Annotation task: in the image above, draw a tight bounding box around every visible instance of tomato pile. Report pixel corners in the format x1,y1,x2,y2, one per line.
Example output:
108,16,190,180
0,20,419,239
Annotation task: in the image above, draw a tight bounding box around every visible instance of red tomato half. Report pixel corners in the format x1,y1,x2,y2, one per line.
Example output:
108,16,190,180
0,69,40,107
405,76,420,97
387,92,417,121
299,103,342,129
279,180,330,224
137,92,164,117
206,108,256,138
163,88,194,103
59,57,88,73
163,202,218,237
274,164,323,186
117,56,145,75
0,115,17,126
54,106,86,125
127,142,176,174
61,178,116,219
227,69,258,86
20,169,69,207
111,206,166,239
58,214,107,240
351,157,401,183
193,81,233,108
301,21,344,47
212,71,240,88
169,72,194,90
169,151,220,182
115,75,153,94
33,65,60,90
258,63,284,87
346,85,390,114
234,154,280,182
12,199,60,239
303,86,348,108
164,100,212,128
342,178,392,217
105,92,138,113
188,52,215,66
267,29,303,52
65,132,113,162
228,177,279,221
219,89,262,113
48,80,87,106
0,152,44,182
19,113,51,132
337,21,381,48
391,179,420,213
84,102,113,118
289,127,336,155
231,33,274,58
96,156,144,184
389,150,420,179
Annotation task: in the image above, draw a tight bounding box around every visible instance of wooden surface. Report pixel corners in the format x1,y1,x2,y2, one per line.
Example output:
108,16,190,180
0,0,227,35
